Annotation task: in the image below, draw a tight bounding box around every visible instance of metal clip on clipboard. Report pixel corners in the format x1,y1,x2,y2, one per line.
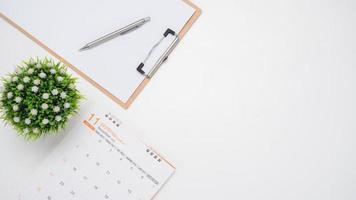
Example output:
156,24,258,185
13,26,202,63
137,28,179,78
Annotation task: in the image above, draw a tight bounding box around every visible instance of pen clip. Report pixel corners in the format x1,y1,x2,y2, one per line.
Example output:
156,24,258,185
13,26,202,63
137,28,179,78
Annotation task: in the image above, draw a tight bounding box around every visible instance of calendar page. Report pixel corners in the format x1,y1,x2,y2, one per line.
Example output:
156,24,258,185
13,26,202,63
18,109,175,200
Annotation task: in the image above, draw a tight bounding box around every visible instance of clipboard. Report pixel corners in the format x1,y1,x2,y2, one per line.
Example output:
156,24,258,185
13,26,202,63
0,0,201,109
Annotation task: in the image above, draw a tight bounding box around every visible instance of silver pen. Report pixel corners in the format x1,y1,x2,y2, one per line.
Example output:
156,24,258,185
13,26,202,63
79,17,151,51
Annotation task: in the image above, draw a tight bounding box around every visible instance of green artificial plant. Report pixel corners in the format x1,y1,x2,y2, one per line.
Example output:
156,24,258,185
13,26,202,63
0,58,82,140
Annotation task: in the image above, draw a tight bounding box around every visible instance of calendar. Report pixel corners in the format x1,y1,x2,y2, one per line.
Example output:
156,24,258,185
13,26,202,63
18,109,175,200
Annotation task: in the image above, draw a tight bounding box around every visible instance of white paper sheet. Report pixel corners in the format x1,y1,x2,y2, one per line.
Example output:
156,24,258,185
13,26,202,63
0,0,195,102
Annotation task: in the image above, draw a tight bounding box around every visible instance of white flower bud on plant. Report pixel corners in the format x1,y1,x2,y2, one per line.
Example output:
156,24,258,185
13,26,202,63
13,117,20,123
52,89,59,95
53,106,60,113
13,105,19,111
31,86,39,93
41,103,49,110
39,72,47,78
42,93,49,100
7,92,13,99
15,97,22,103
55,115,62,122
25,118,31,125
64,103,70,109
12,76,18,82
33,79,41,85
60,92,67,99
17,84,24,90
30,109,38,116
15,68,22,73
28,68,34,74
57,76,63,82
23,76,30,83
42,118,49,125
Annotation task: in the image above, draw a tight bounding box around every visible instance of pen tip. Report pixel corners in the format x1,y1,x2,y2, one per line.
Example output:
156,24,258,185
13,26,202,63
79,45,90,51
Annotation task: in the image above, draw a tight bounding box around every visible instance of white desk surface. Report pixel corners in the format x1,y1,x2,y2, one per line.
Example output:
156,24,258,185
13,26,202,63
1,0,356,199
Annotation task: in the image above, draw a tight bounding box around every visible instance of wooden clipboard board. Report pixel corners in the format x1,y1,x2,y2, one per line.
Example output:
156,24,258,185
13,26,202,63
0,0,201,109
